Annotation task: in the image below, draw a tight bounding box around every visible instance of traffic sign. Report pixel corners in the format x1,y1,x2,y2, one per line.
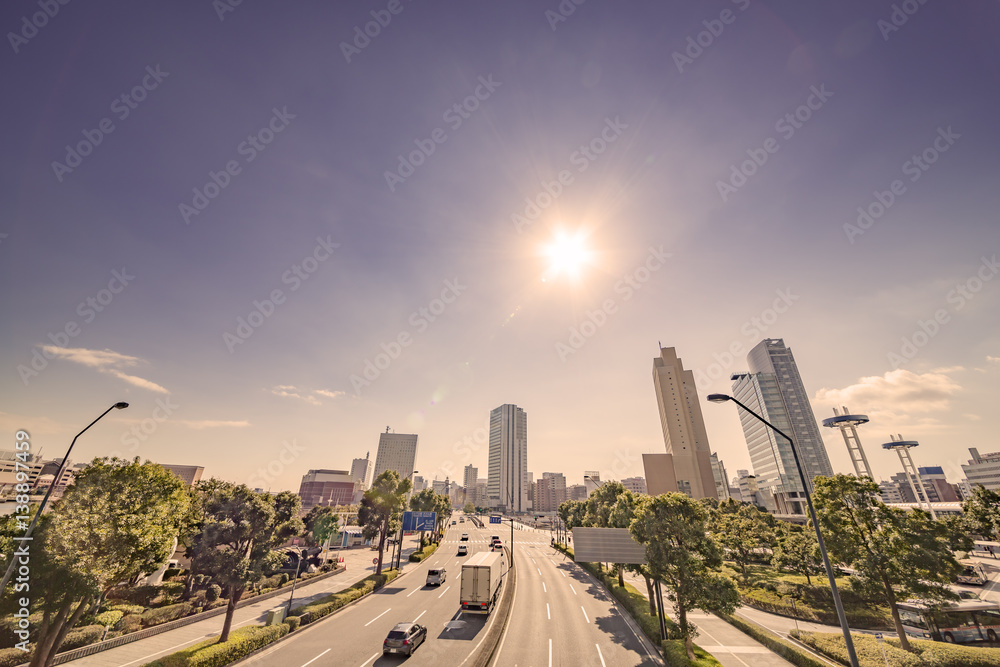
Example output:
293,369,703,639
373,558,378,565
874,632,884,641
402,511,436,532
490,515,501,524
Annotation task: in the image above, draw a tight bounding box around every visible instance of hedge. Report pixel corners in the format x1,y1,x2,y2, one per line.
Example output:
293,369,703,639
108,585,161,607
285,615,300,632
719,613,829,667
116,614,143,633
95,610,125,628
111,603,146,616
142,623,289,667
409,543,438,562
662,640,724,667
288,569,399,625
741,588,892,629
792,631,1000,667
61,624,106,651
141,601,194,627
0,647,28,667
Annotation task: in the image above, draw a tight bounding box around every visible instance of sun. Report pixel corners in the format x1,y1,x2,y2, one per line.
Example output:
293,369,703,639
542,231,593,281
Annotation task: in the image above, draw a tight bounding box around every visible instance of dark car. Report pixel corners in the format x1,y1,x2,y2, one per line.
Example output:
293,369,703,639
383,622,427,656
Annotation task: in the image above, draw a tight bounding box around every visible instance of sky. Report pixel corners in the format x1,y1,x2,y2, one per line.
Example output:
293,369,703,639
1,1,998,495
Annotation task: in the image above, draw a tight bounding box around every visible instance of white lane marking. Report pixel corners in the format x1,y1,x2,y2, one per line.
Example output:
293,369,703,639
549,638,553,667
596,644,607,667
547,602,551,619
570,583,577,595
301,648,331,667
537,567,542,575
407,586,421,597
581,606,590,623
438,585,451,598
413,609,427,623
359,652,380,667
364,608,391,626
561,570,567,578
542,581,547,593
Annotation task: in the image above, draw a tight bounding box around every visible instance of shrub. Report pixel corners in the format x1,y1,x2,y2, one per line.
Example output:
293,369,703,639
0,647,30,667
911,641,1000,666
279,573,289,586
164,568,183,579
61,624,106,651
286,615,300,632
95,610,125,628
109,585,161,607
116,614,143,633
111,604,146,616
159,581,185,598
205,585,221,602
792,631,922,667
741,588,891,629
141,602,194,628
141,624,289,667
719,613,828,667
409,543,438,562
662,640,723,666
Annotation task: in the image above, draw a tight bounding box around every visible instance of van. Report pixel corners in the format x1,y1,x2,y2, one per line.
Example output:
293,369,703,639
426,568,446,586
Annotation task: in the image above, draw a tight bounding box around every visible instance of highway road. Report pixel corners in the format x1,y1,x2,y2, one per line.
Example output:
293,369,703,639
241,514,504,667
492,521,662,666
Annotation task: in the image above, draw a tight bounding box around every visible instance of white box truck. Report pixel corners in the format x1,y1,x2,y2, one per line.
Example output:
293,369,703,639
460,551,504,614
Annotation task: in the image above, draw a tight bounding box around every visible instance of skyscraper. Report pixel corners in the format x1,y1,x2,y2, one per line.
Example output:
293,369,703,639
644,346,718,499
351,453,374,491
463,464,478,494
731,338,833,515
373,429,418,482
710,453,730,501
487,404,528,513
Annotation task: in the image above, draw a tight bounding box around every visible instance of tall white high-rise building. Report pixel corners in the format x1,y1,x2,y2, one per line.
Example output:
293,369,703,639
730,338,833,515
351,453,375,491
710,453,731,501
373,430,418,482
463,464,478,494
488,404,528,513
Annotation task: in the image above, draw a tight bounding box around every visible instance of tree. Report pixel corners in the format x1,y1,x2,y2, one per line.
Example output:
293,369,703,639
963,486,1000,541
302,505,340,547
630,493,739,660
189,482,302,642
18,457,189,666
772,525,822,586
609,488,655,608
557,499,587,530
813,474,964,652
587,482,630,585
463,502,476,515
358,470,411,575
712,501,778,585
433,493,453,538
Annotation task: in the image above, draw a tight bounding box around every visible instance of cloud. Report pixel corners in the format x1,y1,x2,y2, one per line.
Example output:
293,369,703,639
40,345,168,393
178,420,251,429
270,385,343,405
813,369,961,415
988,356,1000,364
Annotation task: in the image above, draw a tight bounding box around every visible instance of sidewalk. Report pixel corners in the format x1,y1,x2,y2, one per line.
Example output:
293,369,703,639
621,571,796,667
63,536,420,667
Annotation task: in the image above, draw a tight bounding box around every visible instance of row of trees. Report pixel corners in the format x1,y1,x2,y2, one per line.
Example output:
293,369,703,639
559,474,976,657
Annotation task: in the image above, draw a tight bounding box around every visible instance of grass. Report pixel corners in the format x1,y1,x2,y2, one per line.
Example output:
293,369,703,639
793,630,1000,667
662,640,724,666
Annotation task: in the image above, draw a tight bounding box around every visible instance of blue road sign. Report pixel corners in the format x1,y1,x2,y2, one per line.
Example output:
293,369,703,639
490,515,501,524
402,511,436,532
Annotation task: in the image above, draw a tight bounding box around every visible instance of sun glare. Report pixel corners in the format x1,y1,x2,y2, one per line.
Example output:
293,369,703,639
542,231,592,281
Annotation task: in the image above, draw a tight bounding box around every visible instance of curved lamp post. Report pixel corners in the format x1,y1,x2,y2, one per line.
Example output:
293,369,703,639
707,393,859,667
1,402,129,597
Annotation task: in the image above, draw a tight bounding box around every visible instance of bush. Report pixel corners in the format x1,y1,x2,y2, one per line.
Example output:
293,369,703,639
662,640,723,666
912,641,1000,666
0,647,30,667
409,543,438,562
95,610,125,628
719,613,828,667
205,585,221,602
164,568,183,579
141,624,289,667
279,573,289,586
61,624,106,651
286,615,300,632
141,602,194,628
792,631,922,667
159,582,185,598
741,588,891,629
116,614,143,633
111,603,146,616
109,585,161,607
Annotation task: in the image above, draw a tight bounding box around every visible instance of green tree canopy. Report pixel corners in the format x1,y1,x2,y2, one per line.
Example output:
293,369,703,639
772,525,822,586
630,493,739,660
813,474,965,652
358,470,411,574
463,502,476,514
189,481,302,642
963,486,1000,541
557,499,587,530
711,501,779,585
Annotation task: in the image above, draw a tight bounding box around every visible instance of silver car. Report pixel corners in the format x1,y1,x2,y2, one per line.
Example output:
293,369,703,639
383,622,427,656
426,568,446,586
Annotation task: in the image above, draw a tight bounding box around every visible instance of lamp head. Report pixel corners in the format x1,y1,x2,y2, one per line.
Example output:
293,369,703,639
114,402,129,409
707,394,731,404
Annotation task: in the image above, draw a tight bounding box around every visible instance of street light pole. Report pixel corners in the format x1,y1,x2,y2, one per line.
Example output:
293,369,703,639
708,393,859,667
286,548,308,616
1,402,128,598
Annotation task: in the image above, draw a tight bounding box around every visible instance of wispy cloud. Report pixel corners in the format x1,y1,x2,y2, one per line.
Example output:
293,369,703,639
988,356,1000,364
178,419,251,429
270,385,343,405
40,345,168,394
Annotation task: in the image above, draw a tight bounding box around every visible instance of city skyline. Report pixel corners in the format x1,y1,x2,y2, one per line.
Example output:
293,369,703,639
1,3,998,495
